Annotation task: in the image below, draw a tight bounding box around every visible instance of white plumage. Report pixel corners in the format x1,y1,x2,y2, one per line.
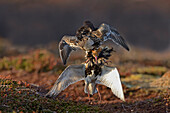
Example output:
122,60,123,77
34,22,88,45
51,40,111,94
46,64,125,101
97,66,125,101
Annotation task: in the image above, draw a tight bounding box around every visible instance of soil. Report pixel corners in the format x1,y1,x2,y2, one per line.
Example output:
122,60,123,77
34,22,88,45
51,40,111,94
0,69,169,113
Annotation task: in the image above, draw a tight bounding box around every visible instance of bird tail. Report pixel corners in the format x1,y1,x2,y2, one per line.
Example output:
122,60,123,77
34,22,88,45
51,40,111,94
84,82,97,95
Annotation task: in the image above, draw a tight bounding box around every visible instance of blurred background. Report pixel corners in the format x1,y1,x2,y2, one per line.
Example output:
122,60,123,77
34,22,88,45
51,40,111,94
0,0,169,51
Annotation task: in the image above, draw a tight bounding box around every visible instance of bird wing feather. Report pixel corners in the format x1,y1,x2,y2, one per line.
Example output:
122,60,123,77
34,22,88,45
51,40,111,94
59,35,79,65
96,66,125,101
46,64,85,97
97,23,129,51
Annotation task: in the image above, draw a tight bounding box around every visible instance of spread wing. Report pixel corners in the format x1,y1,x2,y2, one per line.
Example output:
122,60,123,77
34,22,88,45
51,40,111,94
97,23,129,51
46,64,85,97
96,66,125,101
59,36,79,65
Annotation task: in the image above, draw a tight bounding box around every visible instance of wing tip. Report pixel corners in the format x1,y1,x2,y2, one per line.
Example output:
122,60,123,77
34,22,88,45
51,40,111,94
45,91,58,98
60,54,67,65
126,46,130,51
121,96,126,102
45,92,52,98
63,60,67,65
45,94,52,98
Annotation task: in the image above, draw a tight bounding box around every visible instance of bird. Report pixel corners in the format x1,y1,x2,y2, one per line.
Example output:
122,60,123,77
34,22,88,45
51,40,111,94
59,21,129,65
46,47,125,102
45,64,125,102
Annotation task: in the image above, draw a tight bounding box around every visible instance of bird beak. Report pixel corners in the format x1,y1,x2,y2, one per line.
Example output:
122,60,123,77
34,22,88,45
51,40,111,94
95,56,98,64
92,50,98,64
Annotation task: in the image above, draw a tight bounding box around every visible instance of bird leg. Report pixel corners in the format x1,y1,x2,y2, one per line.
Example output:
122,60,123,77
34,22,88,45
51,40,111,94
88,89,91,102
96,85,101,103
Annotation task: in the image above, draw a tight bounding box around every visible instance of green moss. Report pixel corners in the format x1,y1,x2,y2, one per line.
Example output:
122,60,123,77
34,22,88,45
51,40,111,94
0,79,103,112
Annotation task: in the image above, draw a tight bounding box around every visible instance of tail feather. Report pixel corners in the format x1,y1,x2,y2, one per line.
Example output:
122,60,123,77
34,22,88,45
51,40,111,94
88,83,97,95
84,82,97,95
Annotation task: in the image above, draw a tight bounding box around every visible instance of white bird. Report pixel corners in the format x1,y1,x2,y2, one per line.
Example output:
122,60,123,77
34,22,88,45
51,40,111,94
59,21,129,65
45,64,125,102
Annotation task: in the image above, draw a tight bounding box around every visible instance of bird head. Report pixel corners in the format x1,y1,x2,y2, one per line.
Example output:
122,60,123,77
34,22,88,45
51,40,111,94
83,21,95,31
